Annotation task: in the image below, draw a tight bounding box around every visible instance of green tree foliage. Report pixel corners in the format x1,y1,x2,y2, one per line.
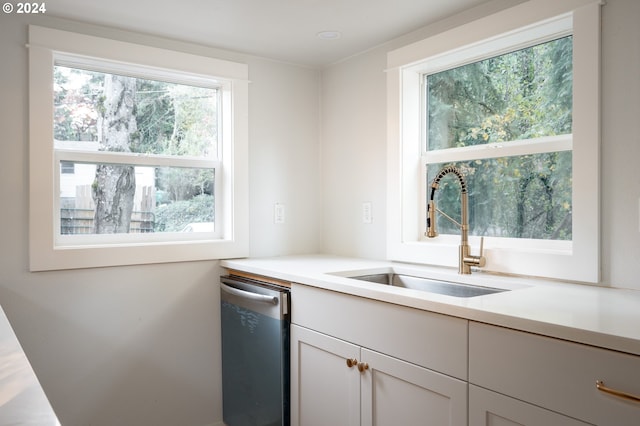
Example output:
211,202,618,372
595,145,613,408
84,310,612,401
154,194,215,232
427,36,573,240
54,66,101,141
133,79,175,154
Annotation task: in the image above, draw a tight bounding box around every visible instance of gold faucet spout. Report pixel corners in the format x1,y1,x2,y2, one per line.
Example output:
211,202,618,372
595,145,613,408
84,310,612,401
426,166,485,274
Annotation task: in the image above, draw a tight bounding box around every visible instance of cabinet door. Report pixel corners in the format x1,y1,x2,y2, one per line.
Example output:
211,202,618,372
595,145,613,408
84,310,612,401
290,325,361,426
470,322,640,425
469,385,591,426
361,348,467,426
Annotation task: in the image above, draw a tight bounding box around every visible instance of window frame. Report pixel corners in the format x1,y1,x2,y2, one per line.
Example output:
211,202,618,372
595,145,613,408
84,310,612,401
29,25,249,271
386,0,601,283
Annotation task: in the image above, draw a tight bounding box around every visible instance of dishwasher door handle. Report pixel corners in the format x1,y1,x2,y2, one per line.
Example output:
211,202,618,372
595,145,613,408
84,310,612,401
221,282,279,305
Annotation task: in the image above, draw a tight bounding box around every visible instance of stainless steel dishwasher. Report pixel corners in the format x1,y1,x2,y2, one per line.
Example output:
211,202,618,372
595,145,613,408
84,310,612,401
220,275,290,426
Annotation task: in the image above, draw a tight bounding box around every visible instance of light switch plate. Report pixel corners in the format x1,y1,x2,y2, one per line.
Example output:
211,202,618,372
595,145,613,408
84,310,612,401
274,203,285,224
362,202,373,224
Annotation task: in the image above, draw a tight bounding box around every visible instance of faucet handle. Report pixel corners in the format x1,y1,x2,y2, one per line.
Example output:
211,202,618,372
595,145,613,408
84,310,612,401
463,237,486,269
476,237,486,267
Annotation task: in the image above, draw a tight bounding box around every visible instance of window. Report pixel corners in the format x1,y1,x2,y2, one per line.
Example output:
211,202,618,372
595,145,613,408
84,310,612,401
387,1,600,282
425,35,573,241
29,26,249,271
54,64,219,237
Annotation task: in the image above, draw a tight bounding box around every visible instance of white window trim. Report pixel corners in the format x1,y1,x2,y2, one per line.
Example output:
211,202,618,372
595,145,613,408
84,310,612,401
29,25,249,271
386,0,601,283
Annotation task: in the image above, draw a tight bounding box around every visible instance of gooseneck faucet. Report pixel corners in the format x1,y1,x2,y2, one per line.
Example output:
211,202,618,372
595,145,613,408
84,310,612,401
427,166,485,274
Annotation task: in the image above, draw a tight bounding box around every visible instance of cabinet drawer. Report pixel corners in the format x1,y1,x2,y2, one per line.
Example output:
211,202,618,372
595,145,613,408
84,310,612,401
469,322,640,425
469,385,590,426
292,284,468,380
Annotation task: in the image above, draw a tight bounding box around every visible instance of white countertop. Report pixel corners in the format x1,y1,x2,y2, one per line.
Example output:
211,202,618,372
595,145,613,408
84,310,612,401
0,306,60,425
221,255,640,357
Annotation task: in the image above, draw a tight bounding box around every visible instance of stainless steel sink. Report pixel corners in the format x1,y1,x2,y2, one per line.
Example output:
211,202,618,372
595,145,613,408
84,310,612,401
349,273,507,298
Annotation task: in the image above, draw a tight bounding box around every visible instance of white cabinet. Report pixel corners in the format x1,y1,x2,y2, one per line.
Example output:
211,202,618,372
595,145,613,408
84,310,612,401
360,346,467,426
291,283,468,380
291,324,467,426
469,322,640,426
291,325,360,426
281,276,640,426
290,283,468,426
469,385,590,426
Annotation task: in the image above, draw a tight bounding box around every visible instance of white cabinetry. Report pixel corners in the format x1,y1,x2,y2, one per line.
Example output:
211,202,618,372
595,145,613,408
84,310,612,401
360,344,466,426
291,284,468,426
469,385,590,426
291,325,360,426
469,322,640,426
291,325,467,426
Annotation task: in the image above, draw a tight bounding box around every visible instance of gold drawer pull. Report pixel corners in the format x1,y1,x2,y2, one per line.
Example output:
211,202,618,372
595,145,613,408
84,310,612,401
357,362,369,373
346,358,358,368
596,380,640,403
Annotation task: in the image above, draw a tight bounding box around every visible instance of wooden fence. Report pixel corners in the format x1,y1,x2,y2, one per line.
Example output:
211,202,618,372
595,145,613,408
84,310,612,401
61,185,156,234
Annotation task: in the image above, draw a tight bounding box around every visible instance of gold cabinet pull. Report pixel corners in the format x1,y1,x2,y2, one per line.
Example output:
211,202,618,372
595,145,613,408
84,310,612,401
346,358,358,368
357,362,369,373
596,380,640,403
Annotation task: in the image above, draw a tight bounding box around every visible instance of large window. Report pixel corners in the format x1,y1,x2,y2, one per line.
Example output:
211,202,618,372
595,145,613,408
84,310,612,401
425,36,573,241
54,64,219,237
387,1,601,282
29,26,249,271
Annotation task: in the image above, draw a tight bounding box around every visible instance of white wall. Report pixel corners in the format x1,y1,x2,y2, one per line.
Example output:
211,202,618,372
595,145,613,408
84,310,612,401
320,0,640,290
320,51,389,260
0,13,320,426
600,0,640,289
247,59,321,257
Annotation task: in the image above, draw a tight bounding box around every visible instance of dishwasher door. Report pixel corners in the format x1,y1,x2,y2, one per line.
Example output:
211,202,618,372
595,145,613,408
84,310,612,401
220,275,290,426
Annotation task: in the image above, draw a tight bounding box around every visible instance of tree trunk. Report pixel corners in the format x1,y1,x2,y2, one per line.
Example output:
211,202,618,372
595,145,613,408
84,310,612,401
93,74,137,233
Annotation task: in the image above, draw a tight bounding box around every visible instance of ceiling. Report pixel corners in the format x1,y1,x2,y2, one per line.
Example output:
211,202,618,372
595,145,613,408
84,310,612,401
45,0,501,67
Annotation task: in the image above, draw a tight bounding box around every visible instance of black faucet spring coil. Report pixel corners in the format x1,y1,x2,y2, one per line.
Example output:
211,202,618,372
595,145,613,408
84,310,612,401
430,165,468,201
